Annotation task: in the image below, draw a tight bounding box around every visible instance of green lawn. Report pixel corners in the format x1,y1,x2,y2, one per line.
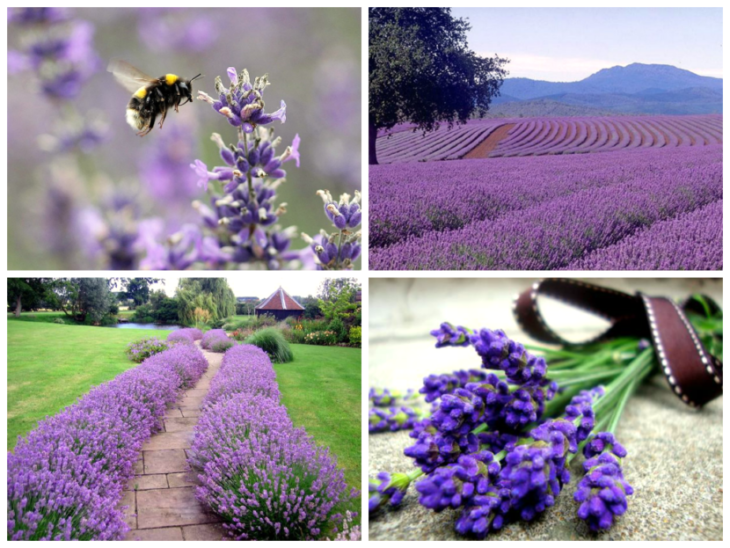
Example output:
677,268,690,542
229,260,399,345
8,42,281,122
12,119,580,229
8,310,134,325
274,344,362,523
7,321,172,449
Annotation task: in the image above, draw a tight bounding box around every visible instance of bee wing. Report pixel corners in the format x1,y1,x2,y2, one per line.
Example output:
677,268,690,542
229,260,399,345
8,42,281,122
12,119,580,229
107,59,158,94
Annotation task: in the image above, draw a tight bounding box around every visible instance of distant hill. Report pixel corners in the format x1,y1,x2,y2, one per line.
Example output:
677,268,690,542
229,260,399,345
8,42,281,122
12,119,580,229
494,63,722,116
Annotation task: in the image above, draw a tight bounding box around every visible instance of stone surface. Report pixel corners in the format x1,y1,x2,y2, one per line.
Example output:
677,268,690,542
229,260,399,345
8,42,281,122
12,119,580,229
120,490,136,530
369,278,723,541
136,487,218,529
164,417,200,433
168,471,199,488
144,449,190,475
183,523,228,541
126,527,184,541
180,408,202,418
128,474,168,491
142,430,194,451
115,347,225,538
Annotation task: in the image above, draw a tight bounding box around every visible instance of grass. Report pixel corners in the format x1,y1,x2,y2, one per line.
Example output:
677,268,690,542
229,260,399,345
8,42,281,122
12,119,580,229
8,310,134,325
274,344,362,527
7,321,173,449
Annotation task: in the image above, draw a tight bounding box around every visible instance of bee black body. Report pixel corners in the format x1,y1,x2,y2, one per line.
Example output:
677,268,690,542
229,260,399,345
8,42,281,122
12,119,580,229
125,74,199,136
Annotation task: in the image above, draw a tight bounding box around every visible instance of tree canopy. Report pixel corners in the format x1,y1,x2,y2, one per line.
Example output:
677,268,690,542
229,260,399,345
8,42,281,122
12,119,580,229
176,278,236,326
369,8,509,164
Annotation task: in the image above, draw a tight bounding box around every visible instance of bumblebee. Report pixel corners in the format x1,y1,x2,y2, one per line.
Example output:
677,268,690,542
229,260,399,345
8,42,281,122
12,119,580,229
108,60,201,136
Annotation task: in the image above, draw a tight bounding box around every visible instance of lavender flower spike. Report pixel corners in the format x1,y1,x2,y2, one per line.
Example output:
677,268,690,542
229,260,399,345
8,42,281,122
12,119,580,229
575,432,633,531
369,471,415,513
430,322,472,348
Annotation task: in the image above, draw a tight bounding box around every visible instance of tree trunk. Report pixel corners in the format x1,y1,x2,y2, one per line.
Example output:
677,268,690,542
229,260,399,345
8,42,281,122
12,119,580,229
369,120,379,165
14,295,22,317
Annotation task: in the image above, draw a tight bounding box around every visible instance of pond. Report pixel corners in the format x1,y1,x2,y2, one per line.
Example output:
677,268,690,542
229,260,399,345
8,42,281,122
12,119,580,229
109,322,183,330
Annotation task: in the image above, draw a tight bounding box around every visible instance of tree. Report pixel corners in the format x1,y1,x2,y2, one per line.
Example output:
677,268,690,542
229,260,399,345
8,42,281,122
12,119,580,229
317,280,359,324
369,8,509,164
176,279,236,326
43,278,113,323
124,278,153,309
7,278,48,316
318,278,360,302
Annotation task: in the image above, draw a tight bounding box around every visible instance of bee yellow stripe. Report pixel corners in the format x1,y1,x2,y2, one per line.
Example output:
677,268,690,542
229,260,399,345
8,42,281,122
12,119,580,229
165,74,179,85
134,86,147,98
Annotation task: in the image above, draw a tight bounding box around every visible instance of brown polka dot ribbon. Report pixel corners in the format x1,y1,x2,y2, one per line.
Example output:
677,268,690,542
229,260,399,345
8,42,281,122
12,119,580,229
512,279,723,408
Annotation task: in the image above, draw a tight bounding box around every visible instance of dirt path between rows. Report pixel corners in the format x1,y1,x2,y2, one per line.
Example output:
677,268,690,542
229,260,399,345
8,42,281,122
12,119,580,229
120,344,226,541
462,123,516,159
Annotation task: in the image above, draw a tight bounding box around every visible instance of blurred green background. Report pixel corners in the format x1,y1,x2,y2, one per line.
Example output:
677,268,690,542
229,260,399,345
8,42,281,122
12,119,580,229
7,8,361,269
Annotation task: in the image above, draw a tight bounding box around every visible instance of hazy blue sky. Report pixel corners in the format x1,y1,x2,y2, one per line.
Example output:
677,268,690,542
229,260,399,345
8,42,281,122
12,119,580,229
453,8,722,81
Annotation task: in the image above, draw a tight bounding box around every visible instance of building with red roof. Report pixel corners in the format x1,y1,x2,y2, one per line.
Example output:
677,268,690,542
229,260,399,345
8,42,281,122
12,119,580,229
255,287,305,321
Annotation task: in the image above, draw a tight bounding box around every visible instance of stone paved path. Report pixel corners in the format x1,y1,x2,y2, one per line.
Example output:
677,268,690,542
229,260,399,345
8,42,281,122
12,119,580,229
122,344,227,541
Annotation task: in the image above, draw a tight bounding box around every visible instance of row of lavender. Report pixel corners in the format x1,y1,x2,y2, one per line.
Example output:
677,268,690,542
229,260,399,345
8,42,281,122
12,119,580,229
7,345,208,540
370,145,722,270
490,115,721,157
375,115,722,163
371,145,718,249
188,344,356,540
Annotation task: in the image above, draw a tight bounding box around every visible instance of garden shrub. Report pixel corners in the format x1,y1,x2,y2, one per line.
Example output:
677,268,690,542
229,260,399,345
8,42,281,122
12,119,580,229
201,329,231,352
209,318,226,329
304,330,338,346
348,326,362,347
283,327,307,344
167,328,203,345
190,345,352,540
245,328,293,363
328,318,347,343
210,338,234,353
131,304,154,323
53,318,65,324
7,344,208,540
253,313,277,329
126,337,169,363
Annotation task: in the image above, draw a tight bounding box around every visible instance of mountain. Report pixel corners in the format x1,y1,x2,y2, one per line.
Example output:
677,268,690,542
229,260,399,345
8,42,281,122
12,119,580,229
495,63,722,116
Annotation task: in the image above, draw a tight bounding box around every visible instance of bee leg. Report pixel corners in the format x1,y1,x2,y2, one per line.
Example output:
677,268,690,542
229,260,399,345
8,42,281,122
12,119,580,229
158,106,168,129
155,87,165,103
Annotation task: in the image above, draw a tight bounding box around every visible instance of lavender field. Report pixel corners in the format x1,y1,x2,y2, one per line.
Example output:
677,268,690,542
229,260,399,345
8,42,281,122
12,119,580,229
376,115,722,162
370,121,722,270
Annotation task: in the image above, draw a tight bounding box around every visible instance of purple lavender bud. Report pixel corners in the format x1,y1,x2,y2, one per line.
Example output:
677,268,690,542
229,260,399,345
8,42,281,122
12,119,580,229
369,472,410,513
416,451,500,512
637,338,651,351
369,406,424,433
420,369,489,403
430,322,472,348
575,432,633,531
564,386,605,445
471,328,547,385
220,147,236,166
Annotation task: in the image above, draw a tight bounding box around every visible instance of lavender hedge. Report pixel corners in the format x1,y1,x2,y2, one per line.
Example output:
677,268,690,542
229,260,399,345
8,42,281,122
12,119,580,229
190,344,352,540
7,344,208,540
200,329,233,352
167,327,203,344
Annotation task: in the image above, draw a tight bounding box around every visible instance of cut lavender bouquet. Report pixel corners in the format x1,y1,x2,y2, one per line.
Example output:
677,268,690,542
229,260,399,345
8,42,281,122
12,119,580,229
369,284,723,539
